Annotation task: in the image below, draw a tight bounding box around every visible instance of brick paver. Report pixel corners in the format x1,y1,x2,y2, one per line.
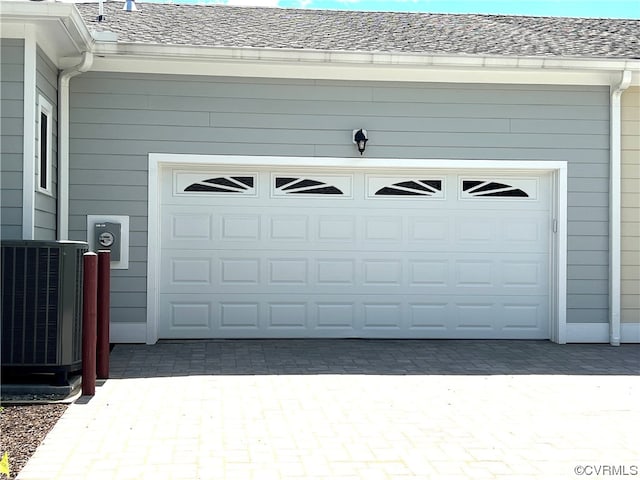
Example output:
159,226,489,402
17,340,640,480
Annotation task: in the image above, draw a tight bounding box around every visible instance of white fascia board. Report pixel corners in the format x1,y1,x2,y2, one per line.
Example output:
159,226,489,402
0,2,94,62
89,55,619,86
87,42,640,85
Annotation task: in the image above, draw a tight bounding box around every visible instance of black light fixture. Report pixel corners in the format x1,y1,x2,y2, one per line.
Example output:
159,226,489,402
353,129,368,155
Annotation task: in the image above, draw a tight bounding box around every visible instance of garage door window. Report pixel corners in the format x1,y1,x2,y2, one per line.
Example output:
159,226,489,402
179,174,256,195
273,175,352,196
461,178,537,199
367,177,445,198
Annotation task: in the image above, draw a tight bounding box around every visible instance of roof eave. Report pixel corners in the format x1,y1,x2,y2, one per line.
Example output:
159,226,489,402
0,1,94,64
81,42,640,86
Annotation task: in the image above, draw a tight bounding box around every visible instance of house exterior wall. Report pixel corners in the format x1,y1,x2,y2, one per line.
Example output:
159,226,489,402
68,72,611,330
0,38,24,240
34,46,58,240
621,86,640,325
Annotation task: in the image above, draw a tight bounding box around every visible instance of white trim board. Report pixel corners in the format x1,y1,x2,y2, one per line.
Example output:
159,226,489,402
566,323,640,343
621,324,640,343
22,27,37,240
110,323,147,343
147,154,568,345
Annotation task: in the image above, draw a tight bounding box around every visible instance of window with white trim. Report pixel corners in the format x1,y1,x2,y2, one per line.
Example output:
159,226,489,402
36,95,53,195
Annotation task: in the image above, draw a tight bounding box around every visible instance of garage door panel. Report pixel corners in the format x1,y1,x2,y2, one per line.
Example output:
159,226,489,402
159,293,548,338
362,260,403,286
409,217,450,242
363,303,403,328
170,257,212,285
409,260,449,286
163,210,214,245
169,213,213,240
221,258,261,284
221,215,262,240
317,259,356,285
161,251,548,296
502,260,544,287
454,302,497,330
268,258,309,285
455,215,548,253
164,206,547,253
220,302,260,329
318,215,357,241
270,215,309,240
502,303,547,332
160,167,552,339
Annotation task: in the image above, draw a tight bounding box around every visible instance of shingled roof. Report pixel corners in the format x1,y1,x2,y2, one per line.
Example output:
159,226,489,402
76,1,640,59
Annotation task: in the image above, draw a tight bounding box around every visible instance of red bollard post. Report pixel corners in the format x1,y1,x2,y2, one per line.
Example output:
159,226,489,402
97,250,111,379
82,252,98,396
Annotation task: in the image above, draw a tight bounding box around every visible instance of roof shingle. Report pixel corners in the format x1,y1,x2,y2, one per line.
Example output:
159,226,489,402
77,2,640,59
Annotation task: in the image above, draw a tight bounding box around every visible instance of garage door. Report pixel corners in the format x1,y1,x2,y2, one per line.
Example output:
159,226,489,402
159,166,551,339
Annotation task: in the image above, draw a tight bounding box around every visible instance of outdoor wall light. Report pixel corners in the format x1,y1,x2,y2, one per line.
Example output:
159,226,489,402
353,129,368,155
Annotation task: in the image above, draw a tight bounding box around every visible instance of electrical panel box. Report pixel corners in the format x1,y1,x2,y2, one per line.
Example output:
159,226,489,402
94,222,121,261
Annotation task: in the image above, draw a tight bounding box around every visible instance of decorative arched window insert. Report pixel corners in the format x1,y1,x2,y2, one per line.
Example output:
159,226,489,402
375,180,442,196
461,179,534,199
367,177,445,199
181,175,256,194
272,175,352,197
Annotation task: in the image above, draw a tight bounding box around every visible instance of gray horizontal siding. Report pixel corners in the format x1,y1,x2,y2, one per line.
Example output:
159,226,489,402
71,91,608,121
68,140,608,161
69,72,611,327
1,39,24,239
69,124,610,149
34,46,58,240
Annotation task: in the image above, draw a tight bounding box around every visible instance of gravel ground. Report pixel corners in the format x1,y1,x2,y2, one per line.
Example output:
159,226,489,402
0,405,67,480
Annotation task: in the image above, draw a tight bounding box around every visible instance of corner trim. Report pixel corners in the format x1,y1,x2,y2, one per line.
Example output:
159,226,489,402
566,323,608,343
110,323,147,344
621,323,640,343
22,26,36,240
146,156,161,345
567,322,640,343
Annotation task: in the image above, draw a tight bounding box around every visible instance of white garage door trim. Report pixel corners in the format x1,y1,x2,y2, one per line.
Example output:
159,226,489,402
146,154,568,345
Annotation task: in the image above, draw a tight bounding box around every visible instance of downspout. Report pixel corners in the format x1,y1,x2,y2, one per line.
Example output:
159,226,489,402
57,52,93,240
609,70,632,346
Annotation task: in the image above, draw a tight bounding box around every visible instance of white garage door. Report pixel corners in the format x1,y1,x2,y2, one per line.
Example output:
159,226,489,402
159,166,551,339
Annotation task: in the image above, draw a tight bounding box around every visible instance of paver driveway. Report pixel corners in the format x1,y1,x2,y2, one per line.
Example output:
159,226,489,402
17,340,640,480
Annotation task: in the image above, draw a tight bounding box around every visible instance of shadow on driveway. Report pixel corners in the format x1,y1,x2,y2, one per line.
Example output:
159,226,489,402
109,339,640,378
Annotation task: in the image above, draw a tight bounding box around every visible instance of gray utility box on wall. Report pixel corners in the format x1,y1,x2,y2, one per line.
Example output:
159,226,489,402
1,240,88,384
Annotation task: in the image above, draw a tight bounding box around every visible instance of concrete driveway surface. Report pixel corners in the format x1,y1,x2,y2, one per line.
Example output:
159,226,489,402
16,340,640,480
